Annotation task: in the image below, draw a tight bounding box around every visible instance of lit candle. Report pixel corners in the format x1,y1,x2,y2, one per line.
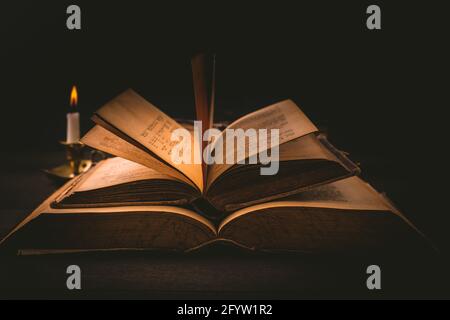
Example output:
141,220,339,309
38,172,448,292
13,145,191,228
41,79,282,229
67,85,80,143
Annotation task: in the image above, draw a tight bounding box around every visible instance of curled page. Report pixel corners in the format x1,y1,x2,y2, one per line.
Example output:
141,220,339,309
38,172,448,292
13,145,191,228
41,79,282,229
81,125,193,187
207,100,318,186
94,90,203,191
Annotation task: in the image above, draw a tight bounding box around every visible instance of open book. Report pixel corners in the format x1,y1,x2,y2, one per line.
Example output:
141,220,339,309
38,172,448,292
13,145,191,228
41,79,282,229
52,89,358,214
0,56,429,256
0,176,429,255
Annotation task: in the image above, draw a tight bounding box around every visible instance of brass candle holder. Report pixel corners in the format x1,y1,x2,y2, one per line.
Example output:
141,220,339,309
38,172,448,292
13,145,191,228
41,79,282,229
44,141,93,179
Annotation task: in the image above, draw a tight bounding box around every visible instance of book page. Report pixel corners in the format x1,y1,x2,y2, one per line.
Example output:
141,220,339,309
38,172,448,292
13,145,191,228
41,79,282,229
8,203,217,255
191,54,216,187
219,176,394,232
73,157,187,192
0,177,81,246
207,100,318,187
95,90,203,191
218,177,428,253
0,177,216,252
191,53,215,131
81,125,194,187
44,205,216,235
277,133,336,161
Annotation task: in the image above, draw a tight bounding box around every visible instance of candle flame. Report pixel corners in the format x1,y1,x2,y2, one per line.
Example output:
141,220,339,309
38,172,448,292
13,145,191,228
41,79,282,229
70,85,78,107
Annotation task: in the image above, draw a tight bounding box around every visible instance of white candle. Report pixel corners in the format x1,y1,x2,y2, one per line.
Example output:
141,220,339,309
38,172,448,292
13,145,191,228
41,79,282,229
66,112,80,143
67,85,80,143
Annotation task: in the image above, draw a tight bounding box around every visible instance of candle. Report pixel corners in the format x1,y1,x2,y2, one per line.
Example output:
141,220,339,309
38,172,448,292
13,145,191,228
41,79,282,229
67,112,80,143
67,85,80,143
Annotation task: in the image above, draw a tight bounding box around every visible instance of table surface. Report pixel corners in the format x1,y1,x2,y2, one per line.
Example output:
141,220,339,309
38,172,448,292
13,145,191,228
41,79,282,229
0,151,448,299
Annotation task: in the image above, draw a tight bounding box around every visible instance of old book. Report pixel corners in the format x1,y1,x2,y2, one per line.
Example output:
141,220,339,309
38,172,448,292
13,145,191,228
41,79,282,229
0,176,430,255
54,89,359,213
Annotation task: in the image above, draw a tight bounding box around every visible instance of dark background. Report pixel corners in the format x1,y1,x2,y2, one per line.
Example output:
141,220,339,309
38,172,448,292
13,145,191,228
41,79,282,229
0,0,449,263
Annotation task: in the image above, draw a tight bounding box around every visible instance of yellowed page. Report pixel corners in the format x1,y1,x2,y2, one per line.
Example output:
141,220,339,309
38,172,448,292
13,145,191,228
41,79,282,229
44,205,216,234
0,177,81,246
219,176,394,232
81,125,194,187
73,157,186,192
0,176,216,248
277,133,336,161
207,100,318,186
95,89,203,191
223,99,317,139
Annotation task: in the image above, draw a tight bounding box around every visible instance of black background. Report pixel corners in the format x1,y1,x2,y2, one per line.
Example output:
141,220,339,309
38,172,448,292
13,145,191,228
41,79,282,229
1,1,449,256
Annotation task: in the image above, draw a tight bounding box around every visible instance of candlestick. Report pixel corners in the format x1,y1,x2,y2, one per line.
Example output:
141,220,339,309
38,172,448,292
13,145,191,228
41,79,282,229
45,85,90,179
44,141,94,179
